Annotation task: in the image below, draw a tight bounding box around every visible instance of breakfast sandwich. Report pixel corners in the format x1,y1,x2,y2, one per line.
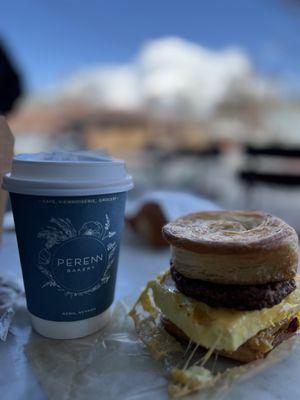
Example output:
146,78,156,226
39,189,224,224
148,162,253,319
131,211,300,368
155,211,300,362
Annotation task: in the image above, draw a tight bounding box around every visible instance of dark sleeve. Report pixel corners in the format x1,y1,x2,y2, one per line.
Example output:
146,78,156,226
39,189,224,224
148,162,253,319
0,41,23,114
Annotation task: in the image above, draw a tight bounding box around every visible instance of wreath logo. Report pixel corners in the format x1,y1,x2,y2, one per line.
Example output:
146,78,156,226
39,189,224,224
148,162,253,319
37,214,117,298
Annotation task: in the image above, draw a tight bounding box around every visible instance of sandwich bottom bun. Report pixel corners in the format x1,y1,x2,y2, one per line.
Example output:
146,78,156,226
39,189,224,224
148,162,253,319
162,315,299,363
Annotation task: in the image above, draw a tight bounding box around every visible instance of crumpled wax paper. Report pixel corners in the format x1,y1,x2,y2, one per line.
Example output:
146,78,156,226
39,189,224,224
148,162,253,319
26,301,168,400
25,291,300,400
0,273,23,341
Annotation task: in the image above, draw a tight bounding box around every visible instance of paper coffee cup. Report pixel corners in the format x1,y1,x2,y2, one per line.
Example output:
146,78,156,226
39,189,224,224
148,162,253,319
2,151,133,339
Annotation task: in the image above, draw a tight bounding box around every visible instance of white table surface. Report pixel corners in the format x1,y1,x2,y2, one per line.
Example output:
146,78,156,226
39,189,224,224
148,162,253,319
0,230,300,400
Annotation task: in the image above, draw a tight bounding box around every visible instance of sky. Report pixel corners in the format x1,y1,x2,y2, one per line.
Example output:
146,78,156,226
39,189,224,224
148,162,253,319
1,0,300,93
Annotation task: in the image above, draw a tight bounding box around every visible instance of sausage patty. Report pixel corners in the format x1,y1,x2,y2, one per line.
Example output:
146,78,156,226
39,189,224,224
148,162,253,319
170,266,296,310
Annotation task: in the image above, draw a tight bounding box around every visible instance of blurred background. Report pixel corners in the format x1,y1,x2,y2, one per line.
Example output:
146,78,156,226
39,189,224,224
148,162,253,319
1,0,300,238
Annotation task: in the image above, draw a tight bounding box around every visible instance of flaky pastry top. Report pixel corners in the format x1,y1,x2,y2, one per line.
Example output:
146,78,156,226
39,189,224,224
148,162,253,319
163,210,298,254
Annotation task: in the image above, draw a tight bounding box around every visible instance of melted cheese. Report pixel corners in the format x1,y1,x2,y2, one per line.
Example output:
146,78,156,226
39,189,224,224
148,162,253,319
169,366,215,397
150,272,300,352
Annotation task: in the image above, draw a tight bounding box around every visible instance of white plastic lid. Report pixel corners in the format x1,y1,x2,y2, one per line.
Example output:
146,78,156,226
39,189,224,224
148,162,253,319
2,151,134,196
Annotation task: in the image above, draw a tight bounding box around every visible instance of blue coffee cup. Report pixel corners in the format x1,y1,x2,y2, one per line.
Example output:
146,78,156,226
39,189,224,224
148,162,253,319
3,151,133,339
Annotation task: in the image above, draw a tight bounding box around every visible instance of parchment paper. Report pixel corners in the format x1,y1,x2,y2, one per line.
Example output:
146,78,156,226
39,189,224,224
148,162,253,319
25,297,300,400
0,273,23,341
26,301,168,400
